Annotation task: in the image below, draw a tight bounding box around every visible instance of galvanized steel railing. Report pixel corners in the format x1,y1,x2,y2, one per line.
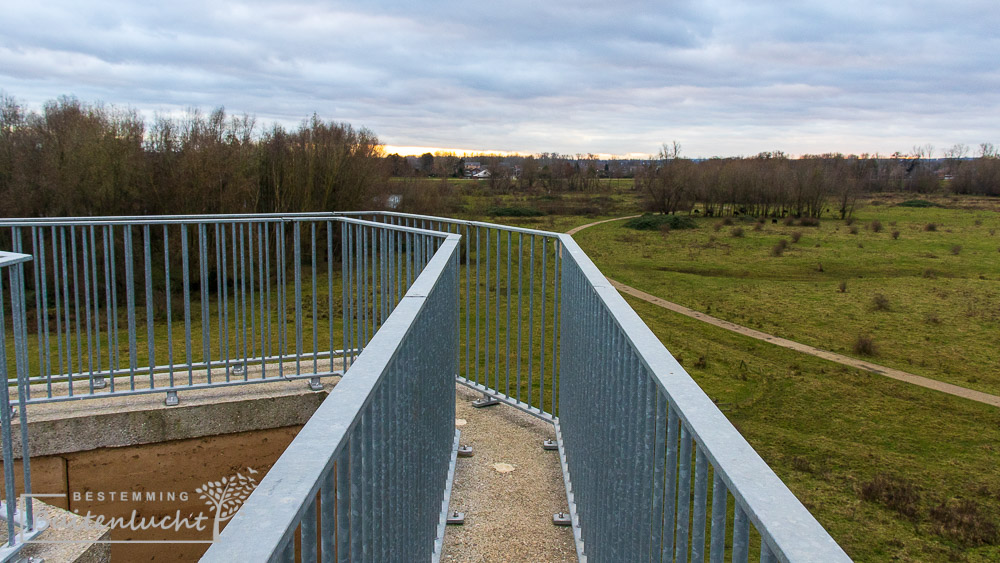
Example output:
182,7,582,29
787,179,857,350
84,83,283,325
555,236,849,562
1,211,849,561
202,226,460,561
0,251,47,560
0,214,448,406
340,213,849,562
336,212,563,419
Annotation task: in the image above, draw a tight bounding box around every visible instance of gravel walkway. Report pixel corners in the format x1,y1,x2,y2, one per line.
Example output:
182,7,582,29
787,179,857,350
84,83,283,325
442,385,576,562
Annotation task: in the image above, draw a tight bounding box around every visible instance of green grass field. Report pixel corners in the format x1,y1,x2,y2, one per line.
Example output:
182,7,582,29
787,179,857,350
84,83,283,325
456,190,1000,561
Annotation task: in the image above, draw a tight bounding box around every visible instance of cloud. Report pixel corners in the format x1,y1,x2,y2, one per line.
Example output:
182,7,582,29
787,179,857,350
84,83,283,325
2,0,999,156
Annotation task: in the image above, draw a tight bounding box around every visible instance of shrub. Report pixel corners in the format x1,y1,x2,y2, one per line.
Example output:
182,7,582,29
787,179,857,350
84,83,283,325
871,293,890,311
730,227,744,238
771,239,788,257
722,217,733,226
838,281,847,293
487,206,545,217
713,222,723,232
783,216,795,226
845,217,855,226
799,216,820,227
891,230,900,239
870,219,883,232
924,222,938,232
753,222,763,232
922,268,937,279
849,226,859,235
899,199,941,208
930,498,999,546
624,214,697,231
790,231,802,243
860,473,920,518
853,334,878,356
950,244,962,255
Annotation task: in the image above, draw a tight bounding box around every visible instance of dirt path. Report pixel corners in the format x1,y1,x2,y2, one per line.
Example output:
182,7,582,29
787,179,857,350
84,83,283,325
564,215,641,236
567,218,1000,408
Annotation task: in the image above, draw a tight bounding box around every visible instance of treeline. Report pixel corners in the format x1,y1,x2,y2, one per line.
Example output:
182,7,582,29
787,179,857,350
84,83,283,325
638,146,1000,219
0,95,387,218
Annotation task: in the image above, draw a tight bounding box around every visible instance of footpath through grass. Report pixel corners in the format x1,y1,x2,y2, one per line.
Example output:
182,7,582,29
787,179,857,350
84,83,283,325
573,198,1000,396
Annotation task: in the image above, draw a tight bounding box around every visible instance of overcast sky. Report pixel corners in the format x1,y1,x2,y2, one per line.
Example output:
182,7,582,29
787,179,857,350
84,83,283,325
3,1,998,157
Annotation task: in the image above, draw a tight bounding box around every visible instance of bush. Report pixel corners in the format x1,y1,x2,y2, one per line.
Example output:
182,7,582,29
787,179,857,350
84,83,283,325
899,199,941,208
790,231,802,243
783,216,795,226
860,473,920,518
871,293,891,311
853,334,878,355
730,227,744,238
922,268,937,279
771,239,788,257
950,244,963,255
924,222,938,232
838,281,847,293
799,216,821,227
870,219,883,232
849,226,859,235
624,214,697,231
487,206,545,217
891,230,900,239
930,498,999,546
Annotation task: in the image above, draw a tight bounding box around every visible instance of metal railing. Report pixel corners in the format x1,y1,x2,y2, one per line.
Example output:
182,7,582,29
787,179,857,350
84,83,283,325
556,236,850,562
1,211,850,561
0,251,47,560
337,213,850,562
0,214,447,406
336,212,563,419
203,226,460,561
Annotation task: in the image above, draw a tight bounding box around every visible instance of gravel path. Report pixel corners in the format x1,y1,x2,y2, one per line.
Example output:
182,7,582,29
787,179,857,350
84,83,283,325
568,216,1000,408
442,385,576,562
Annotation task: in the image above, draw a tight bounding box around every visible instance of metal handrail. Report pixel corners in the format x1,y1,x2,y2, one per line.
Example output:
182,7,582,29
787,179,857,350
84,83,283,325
202,233,462,561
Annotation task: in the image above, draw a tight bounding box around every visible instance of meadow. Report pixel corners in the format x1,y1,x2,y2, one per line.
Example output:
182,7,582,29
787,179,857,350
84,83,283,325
466,190,1000,561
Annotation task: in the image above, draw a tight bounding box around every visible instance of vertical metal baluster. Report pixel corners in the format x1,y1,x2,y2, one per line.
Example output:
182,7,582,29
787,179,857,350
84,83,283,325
80,229,95,392
70,227,84,392
35,228,53,397
219,223,230,380
52,227,65,388
249,222,257,372
89,226,101,383
336,446,350,563
527,235,534,409
143,225,155,388
164,225,174,388
0,267,16,546
710,471,728,563
261,222,270,378
362,225,369,348
483,228,490,388
551,237,559,414
312,223,318,375
675,425,693,561
505,231,511,397
692,447,709,562
538,236,547,409
662,406,679,560
182,225,193,385
294,222,303,376
238,223,248,379
278,222,286,378
199,224,211,383
733,505,750,562
474,226,480,386
515,232,523,402
124,226,136,392
106,225,118,393
760,541,778,563
494,229,500,391
301,494,318,563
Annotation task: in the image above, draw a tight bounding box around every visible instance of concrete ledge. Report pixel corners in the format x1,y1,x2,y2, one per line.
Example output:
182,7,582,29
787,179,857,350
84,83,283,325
3,501,111,563
11,363,340,457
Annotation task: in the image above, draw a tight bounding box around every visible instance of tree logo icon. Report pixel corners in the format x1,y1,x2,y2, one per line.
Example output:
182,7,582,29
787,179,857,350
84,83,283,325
195,467,259,541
